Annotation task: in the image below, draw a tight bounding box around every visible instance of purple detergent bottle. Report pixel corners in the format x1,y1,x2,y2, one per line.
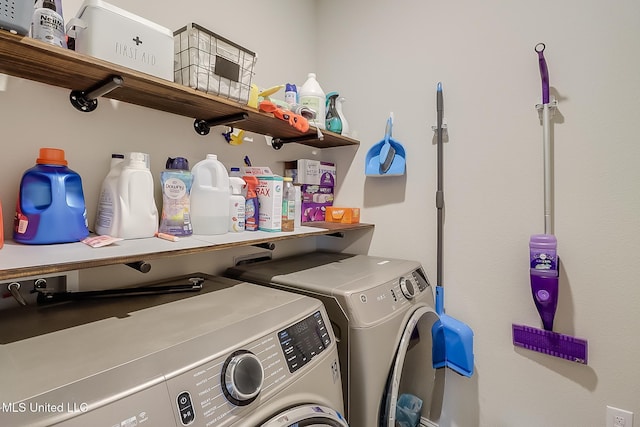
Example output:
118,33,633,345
529,234,559,331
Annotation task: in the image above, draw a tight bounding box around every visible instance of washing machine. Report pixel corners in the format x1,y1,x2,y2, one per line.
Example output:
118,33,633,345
226,252,445,427
0,273,348,427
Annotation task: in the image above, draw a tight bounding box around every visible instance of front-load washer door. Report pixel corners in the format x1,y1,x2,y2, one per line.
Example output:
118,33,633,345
261,404,349,427
381,306,444,427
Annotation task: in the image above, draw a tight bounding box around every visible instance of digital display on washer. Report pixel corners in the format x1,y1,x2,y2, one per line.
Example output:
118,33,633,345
278,311,331,373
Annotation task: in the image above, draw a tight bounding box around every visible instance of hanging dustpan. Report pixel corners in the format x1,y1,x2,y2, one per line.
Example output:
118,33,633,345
365,114,406,176
430,82,475,377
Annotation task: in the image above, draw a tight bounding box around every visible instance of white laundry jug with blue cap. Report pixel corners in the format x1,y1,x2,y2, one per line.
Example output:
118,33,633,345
190,154,230,235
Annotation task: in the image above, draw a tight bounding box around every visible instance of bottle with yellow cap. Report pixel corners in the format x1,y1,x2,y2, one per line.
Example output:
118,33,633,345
14,148,89,244
281,177,295,232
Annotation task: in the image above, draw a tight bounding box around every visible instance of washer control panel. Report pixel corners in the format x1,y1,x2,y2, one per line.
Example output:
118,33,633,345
165,310,331,426
278,310,331,373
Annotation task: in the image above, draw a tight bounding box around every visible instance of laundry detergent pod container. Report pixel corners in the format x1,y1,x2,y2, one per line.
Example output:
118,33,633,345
14,148,89,244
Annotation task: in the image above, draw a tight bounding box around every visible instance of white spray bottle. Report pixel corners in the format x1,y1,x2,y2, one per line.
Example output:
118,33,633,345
229,177,246,232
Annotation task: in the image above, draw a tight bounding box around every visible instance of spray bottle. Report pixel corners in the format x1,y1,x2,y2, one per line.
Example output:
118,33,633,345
229,177,246,232
243,175,259,231
31,0,66,48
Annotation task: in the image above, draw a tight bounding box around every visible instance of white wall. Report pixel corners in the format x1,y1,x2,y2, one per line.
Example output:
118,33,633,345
2,1,639,426
317,0,640,426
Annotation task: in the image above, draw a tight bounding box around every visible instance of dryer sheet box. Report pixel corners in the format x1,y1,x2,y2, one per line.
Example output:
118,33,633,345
67,0,174,80
301,185,334,223
284,159,336,186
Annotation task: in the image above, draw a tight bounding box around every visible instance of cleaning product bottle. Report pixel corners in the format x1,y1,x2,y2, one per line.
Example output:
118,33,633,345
336,96,350,136
95,154,124,235
243,175,259,231
228,177,246,232
293,184,302,229
159,157,192,236
530,234,558,272
190,154,230,235
95,152,158,239
281,177,295,232
299,73,326,129
31,0,66,48
284,83,297,106
14,148,89,244
529,234,559,331
325,92,342,134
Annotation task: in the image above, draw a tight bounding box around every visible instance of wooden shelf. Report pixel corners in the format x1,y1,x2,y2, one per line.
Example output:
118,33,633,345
0,31,359,149
0,223,374,280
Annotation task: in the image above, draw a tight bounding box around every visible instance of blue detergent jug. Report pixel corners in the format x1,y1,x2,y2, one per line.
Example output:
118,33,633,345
14,148,89,244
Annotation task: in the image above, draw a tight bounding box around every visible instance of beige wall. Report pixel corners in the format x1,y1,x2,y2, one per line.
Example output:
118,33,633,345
317,0,640,426
2,0,639,426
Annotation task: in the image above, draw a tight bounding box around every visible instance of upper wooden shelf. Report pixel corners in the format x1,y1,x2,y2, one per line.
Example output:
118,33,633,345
0,31,359,149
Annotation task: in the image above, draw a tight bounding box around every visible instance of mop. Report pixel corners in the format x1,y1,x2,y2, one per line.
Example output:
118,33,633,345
511,43,588,364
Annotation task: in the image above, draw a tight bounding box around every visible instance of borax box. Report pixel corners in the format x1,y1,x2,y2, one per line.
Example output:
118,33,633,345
242,167,283,231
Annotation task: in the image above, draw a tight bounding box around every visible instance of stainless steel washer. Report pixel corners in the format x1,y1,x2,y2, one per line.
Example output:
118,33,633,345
226,252,445,427
0,274,348,427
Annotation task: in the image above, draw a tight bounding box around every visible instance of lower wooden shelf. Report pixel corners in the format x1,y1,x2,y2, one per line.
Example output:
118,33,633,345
0,223,374,280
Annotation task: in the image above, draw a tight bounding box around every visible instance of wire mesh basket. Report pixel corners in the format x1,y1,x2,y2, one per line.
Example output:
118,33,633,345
174,23,257,105
0,0,33,36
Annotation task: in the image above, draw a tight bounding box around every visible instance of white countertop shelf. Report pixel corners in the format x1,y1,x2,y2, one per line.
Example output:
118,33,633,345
0,223,374,280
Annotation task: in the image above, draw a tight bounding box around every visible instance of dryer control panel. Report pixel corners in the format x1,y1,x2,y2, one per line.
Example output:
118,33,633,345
349,268,433,326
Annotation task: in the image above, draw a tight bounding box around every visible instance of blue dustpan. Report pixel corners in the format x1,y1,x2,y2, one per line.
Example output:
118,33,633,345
432,286,474,377
365,115,406,176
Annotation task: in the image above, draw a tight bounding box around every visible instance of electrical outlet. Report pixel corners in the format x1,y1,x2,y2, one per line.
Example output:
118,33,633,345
607,406,634,427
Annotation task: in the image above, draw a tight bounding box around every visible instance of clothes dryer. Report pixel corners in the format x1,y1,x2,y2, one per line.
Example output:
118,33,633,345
226,252,445,427
0,274,348,427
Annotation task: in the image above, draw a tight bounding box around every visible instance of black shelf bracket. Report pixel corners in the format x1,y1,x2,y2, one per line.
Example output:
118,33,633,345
125,261,151,273
70,75,124,112
326,232,345,238
194,113,249,136
271,133,324,150
252,242,275,251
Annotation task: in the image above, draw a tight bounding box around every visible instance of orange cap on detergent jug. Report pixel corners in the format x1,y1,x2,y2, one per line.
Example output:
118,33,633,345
37,148,68,166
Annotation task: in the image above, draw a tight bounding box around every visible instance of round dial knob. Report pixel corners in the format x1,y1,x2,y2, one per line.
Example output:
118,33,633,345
222,350,264,406
399,277,416,299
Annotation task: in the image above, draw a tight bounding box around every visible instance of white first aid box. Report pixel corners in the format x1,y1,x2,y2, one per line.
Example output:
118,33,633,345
66,0,173,80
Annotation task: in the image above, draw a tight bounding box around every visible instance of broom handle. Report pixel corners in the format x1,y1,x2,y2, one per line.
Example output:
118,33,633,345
436,83,444,288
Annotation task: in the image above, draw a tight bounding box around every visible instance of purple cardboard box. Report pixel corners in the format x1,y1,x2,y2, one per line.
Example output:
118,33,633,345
301,185,334,222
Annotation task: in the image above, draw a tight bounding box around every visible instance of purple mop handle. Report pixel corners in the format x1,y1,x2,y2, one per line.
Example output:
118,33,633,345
535,43,549,104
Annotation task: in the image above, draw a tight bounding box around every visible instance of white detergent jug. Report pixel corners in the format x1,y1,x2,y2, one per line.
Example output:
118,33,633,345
95,152,159,239
190,154,230,235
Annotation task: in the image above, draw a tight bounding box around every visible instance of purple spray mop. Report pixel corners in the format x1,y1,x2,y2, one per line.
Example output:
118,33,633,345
512,43,588,364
